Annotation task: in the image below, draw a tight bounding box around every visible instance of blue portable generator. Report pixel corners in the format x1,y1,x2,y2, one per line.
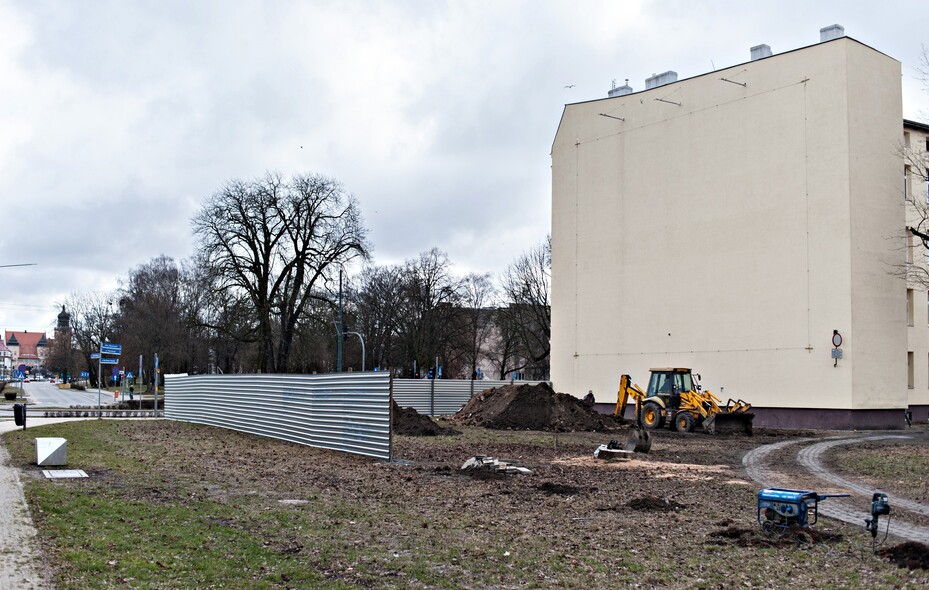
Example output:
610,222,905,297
757,488,849,533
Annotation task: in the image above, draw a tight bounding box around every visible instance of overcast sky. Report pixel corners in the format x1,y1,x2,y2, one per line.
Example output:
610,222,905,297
1,0,927,334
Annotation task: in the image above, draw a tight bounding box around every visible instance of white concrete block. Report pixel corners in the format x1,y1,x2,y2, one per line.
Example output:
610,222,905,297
35,437,67,466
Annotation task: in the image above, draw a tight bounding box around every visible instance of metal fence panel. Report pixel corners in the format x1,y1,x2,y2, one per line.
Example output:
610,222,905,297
392,379,549,416
164,373,392,460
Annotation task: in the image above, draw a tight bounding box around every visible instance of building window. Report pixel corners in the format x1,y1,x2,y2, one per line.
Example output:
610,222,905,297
906,234,914,263
907,289,914,326
908,352,915,389
905,165,912,199
904,131,911,148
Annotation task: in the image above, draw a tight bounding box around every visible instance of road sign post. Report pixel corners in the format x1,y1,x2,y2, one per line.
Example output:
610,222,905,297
98,342,122,416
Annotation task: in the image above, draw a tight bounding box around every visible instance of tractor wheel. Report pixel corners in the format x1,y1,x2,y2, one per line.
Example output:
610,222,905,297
674,411,696,433
641,402,665,429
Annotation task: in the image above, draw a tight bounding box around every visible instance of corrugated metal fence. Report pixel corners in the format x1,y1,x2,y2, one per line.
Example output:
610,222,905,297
392,379,549,416
164,372,392,460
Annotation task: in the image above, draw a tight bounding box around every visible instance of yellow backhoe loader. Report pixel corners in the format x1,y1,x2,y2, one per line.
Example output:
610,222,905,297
615,368,754,435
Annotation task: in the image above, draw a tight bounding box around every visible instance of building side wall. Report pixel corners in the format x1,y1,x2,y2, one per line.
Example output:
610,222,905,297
845,42,907,410
552,39,903,413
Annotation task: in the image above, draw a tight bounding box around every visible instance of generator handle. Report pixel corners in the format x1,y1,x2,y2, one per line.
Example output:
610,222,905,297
815,493,850,501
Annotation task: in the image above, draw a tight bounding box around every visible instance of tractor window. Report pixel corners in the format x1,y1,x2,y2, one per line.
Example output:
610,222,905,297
648,372,672,395
674,372,694,393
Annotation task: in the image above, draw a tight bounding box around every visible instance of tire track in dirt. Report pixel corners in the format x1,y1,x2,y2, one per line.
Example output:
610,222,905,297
743,434,929,544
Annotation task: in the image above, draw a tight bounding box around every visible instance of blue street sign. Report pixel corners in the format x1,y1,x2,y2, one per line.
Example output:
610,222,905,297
126,372,134,378
80,371,89,378
101,343,122,355
100,357,119,365
90,353,101,359
14,371,25,380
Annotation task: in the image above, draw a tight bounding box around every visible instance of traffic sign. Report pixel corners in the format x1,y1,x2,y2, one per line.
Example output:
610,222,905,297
80,371,90,378
101,343,122,355
100,357,119,365
126,372,134,378
90,353,101,359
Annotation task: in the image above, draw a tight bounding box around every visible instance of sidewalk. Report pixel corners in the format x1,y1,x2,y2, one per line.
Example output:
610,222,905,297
0,417,96,590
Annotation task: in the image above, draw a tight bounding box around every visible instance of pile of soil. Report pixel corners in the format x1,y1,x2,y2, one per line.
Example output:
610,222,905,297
879,541,929,570
452,382,623,432
393,402,459,436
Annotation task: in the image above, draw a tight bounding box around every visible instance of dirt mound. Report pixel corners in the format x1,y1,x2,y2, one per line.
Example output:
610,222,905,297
452,382,622,432
879,542,929,570
393,402,459,436
626,496,685,511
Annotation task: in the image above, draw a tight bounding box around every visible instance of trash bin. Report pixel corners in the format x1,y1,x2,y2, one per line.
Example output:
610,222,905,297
13,402,26,428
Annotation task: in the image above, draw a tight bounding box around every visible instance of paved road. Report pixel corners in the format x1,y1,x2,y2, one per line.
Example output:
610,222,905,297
743,433,929,544
11,381,121,408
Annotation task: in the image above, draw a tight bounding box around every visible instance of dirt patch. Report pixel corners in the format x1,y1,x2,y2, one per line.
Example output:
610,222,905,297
709,525,842,548
626,495,685,511
878,541,929,570
393,402,459,436
452,382,623,432
536,482,583,496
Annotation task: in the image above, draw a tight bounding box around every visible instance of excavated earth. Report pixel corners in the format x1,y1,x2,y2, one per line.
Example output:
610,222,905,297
452,382,624,431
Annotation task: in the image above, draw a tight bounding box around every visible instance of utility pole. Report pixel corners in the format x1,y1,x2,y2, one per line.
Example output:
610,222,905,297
337,268,343,372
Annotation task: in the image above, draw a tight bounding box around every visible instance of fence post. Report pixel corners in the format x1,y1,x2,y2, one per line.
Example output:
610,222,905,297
430,376,435,417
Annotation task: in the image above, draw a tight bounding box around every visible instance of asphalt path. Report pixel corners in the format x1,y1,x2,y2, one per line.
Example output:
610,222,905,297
16,380,120,408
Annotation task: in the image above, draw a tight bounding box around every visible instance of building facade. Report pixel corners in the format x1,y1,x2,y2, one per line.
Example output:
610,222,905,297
551,29,928,428
3,331,50,376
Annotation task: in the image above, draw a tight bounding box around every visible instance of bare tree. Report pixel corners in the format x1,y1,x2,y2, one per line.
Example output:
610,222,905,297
902,46,929,287
350,264,406,371
117,256,190,375
64,291,117,388
395,249,466,377
192,172,369,373
492,236,551,379
460,272,496,379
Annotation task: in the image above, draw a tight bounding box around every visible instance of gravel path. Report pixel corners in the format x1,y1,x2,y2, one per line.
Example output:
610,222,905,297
743,432,929,544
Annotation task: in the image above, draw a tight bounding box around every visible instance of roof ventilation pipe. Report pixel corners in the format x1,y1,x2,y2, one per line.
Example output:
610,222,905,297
820,24,844,42
645,71,678,90
750,44,772,61
608,79,633,98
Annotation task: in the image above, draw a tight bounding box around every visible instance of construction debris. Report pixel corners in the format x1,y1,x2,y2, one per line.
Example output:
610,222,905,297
461,456,532,476
593,441,633,461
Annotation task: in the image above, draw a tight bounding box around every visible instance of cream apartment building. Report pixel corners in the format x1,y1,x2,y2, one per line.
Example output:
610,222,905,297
551,27,929,429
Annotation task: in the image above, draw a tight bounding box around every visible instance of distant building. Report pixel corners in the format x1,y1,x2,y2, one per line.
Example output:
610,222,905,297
0,339,11,379
4,330,51,375
551,27,929,429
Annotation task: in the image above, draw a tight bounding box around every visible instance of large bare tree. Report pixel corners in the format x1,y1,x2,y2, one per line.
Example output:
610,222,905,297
192,172,368,373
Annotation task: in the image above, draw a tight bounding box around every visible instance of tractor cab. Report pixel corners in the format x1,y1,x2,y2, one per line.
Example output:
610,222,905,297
646,368,696,408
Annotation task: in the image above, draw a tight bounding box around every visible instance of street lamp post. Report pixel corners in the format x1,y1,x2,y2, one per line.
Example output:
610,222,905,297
345,331,365,371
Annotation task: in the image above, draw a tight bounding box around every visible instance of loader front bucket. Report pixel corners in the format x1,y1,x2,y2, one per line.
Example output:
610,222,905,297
704,412,754,435
623,427,652,453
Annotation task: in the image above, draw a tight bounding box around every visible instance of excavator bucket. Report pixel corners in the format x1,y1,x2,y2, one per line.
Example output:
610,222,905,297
623,427,652,453
704,412,754,435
